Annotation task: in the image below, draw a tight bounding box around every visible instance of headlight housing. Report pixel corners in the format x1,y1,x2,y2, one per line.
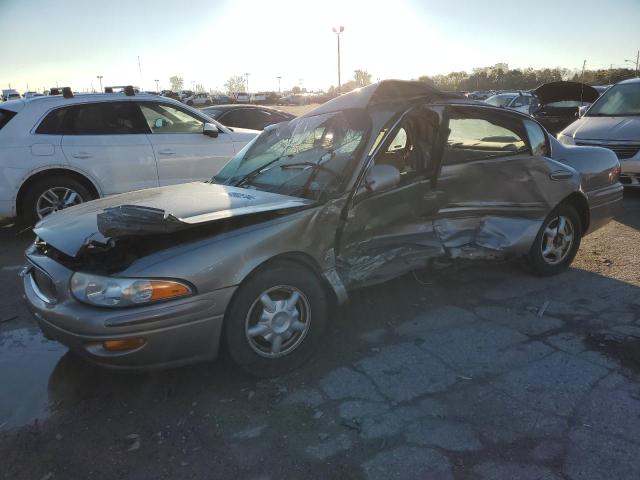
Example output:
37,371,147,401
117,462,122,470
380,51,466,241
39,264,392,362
557,133,575,146
70,272,193,307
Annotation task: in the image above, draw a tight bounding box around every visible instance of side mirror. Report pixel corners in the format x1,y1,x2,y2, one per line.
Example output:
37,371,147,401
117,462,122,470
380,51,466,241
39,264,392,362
364,164,401,194
203,122,219,138
154,118,166,129
578,105,588,118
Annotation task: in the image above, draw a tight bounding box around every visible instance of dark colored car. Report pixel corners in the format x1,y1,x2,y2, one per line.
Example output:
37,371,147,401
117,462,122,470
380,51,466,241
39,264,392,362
531,81,600,135
23,80,622,376
201,104,295,130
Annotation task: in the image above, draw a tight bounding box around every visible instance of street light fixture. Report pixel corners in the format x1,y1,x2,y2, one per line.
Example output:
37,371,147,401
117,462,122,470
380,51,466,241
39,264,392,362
277,76,282,93
625,50,639,77
154,79,159,93
332,26,344,94
96,75,103,92
245,72,250,94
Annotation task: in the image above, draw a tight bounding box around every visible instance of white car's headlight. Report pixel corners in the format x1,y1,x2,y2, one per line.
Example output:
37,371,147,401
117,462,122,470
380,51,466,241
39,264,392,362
70,272,193,307
557,133,575,145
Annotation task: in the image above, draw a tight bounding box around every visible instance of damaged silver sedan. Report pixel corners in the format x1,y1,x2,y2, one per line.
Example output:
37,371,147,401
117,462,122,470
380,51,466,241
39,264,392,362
23,80,623,376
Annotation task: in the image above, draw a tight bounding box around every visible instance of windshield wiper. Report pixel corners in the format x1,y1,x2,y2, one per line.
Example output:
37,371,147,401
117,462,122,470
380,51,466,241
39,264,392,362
227,154,294,187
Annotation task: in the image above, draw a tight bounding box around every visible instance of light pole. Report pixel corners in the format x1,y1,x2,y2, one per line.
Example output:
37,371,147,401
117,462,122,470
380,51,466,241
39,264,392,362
332,26,344,93
277,76,282,93
625,50,639,77
154,79,159,92
245,72,250,93
96,75,103,92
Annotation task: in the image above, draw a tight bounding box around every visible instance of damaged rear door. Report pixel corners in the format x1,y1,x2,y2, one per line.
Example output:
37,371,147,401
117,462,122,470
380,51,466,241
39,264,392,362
434,105,564,259
336,105,447,288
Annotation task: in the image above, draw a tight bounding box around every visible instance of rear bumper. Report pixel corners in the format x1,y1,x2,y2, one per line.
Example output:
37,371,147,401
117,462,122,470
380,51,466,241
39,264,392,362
585,182,624,234
23,253,237,371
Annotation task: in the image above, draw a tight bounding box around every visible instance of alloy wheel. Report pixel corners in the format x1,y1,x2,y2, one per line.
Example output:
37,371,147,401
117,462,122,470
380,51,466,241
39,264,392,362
36,187,84,219
541,215,574,265
244,285,311,358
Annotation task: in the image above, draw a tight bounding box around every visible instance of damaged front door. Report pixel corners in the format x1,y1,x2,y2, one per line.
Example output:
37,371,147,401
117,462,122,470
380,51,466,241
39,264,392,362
337,105,447,288
435,105,559,259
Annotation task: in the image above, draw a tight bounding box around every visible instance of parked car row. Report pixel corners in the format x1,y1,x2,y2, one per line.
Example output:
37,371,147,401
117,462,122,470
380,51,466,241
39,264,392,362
484,82,601,135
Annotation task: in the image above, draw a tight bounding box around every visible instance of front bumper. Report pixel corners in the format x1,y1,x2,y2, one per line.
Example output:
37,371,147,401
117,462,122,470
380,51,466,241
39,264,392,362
23,252,237,371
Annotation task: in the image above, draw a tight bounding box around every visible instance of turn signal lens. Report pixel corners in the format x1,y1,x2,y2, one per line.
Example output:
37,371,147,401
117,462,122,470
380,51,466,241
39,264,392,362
149,281,191,301
103,338,146,351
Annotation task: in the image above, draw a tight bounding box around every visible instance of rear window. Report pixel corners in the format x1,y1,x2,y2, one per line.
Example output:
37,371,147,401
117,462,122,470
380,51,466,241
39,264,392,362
36,102,149,135
0,109,17,130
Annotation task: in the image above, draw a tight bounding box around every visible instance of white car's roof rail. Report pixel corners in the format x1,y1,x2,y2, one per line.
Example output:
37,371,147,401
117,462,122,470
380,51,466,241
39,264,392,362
104,85,137,96
49,87,73,98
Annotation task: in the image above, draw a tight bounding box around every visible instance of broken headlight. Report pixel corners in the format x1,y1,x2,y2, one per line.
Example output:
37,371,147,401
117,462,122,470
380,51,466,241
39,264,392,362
70,272,192,307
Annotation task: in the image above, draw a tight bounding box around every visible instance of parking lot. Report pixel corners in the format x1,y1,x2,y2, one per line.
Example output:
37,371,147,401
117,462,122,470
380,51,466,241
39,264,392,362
0,190,638,479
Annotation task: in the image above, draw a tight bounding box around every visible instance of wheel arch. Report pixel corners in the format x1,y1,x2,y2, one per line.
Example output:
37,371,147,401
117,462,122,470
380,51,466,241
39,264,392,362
16,168,101,216
229,251,342,316
560,191,590,233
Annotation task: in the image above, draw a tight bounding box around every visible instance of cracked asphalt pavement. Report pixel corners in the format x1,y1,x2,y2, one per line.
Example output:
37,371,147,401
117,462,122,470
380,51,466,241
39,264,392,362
1,190,640,480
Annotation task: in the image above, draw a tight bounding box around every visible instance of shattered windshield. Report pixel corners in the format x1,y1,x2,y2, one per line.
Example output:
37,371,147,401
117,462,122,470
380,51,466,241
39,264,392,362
213,109,370,200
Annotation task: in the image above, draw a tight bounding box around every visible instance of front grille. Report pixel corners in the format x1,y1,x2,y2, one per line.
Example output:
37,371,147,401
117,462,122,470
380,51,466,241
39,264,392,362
576,142,640,160
31,267,57,303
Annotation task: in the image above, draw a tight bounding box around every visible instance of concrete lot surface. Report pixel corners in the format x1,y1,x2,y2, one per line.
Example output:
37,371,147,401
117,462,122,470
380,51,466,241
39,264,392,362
1,191,639,479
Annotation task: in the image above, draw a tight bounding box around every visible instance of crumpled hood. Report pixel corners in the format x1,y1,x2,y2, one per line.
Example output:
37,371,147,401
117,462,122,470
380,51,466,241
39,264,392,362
561,115,640,141
33,182,313,257
533,81,599,105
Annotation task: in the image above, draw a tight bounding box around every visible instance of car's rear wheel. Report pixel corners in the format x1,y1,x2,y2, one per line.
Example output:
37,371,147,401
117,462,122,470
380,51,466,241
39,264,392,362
222,260,328,377
21,175,94,226
527,203,582,276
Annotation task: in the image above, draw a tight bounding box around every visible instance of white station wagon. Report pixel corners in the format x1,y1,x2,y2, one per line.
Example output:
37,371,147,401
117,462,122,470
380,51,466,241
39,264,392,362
0,89,258,224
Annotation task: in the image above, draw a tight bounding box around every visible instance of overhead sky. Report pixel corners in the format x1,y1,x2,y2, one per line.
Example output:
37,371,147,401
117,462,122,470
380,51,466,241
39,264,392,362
1,0,638,93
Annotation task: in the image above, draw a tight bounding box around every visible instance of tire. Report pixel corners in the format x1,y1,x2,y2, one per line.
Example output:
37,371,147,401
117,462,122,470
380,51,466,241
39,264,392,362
527,203,582,276
187,100,193,106
222,260,328,377
21,175,94,226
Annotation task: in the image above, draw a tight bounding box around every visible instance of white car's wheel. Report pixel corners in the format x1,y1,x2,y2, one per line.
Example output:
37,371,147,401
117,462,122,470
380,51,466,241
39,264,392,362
22,175,94,225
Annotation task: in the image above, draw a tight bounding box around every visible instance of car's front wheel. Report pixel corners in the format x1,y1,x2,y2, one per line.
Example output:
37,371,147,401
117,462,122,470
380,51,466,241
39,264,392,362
222,260,328,377
21,175,94,226
528,203,582,276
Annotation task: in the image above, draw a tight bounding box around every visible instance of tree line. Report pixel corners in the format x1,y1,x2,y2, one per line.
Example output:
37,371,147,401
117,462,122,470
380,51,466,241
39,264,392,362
418,67,637,92
167,66,636,97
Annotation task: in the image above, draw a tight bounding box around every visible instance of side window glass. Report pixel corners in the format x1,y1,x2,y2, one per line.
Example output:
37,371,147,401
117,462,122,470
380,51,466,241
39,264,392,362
444,109,530,165
250,110,274,130
219,109,248,128
140,103,204,134
36,107,71,134
512,96,529,107
524,119,549,156
63,102,147,135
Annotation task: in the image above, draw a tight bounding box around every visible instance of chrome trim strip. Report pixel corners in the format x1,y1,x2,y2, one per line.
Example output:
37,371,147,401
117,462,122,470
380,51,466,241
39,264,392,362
29,271,54,305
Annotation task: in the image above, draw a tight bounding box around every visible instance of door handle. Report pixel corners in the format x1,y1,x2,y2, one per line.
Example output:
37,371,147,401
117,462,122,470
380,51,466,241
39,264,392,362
549,170,573,181
158,149,176,155
71,152,91,159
